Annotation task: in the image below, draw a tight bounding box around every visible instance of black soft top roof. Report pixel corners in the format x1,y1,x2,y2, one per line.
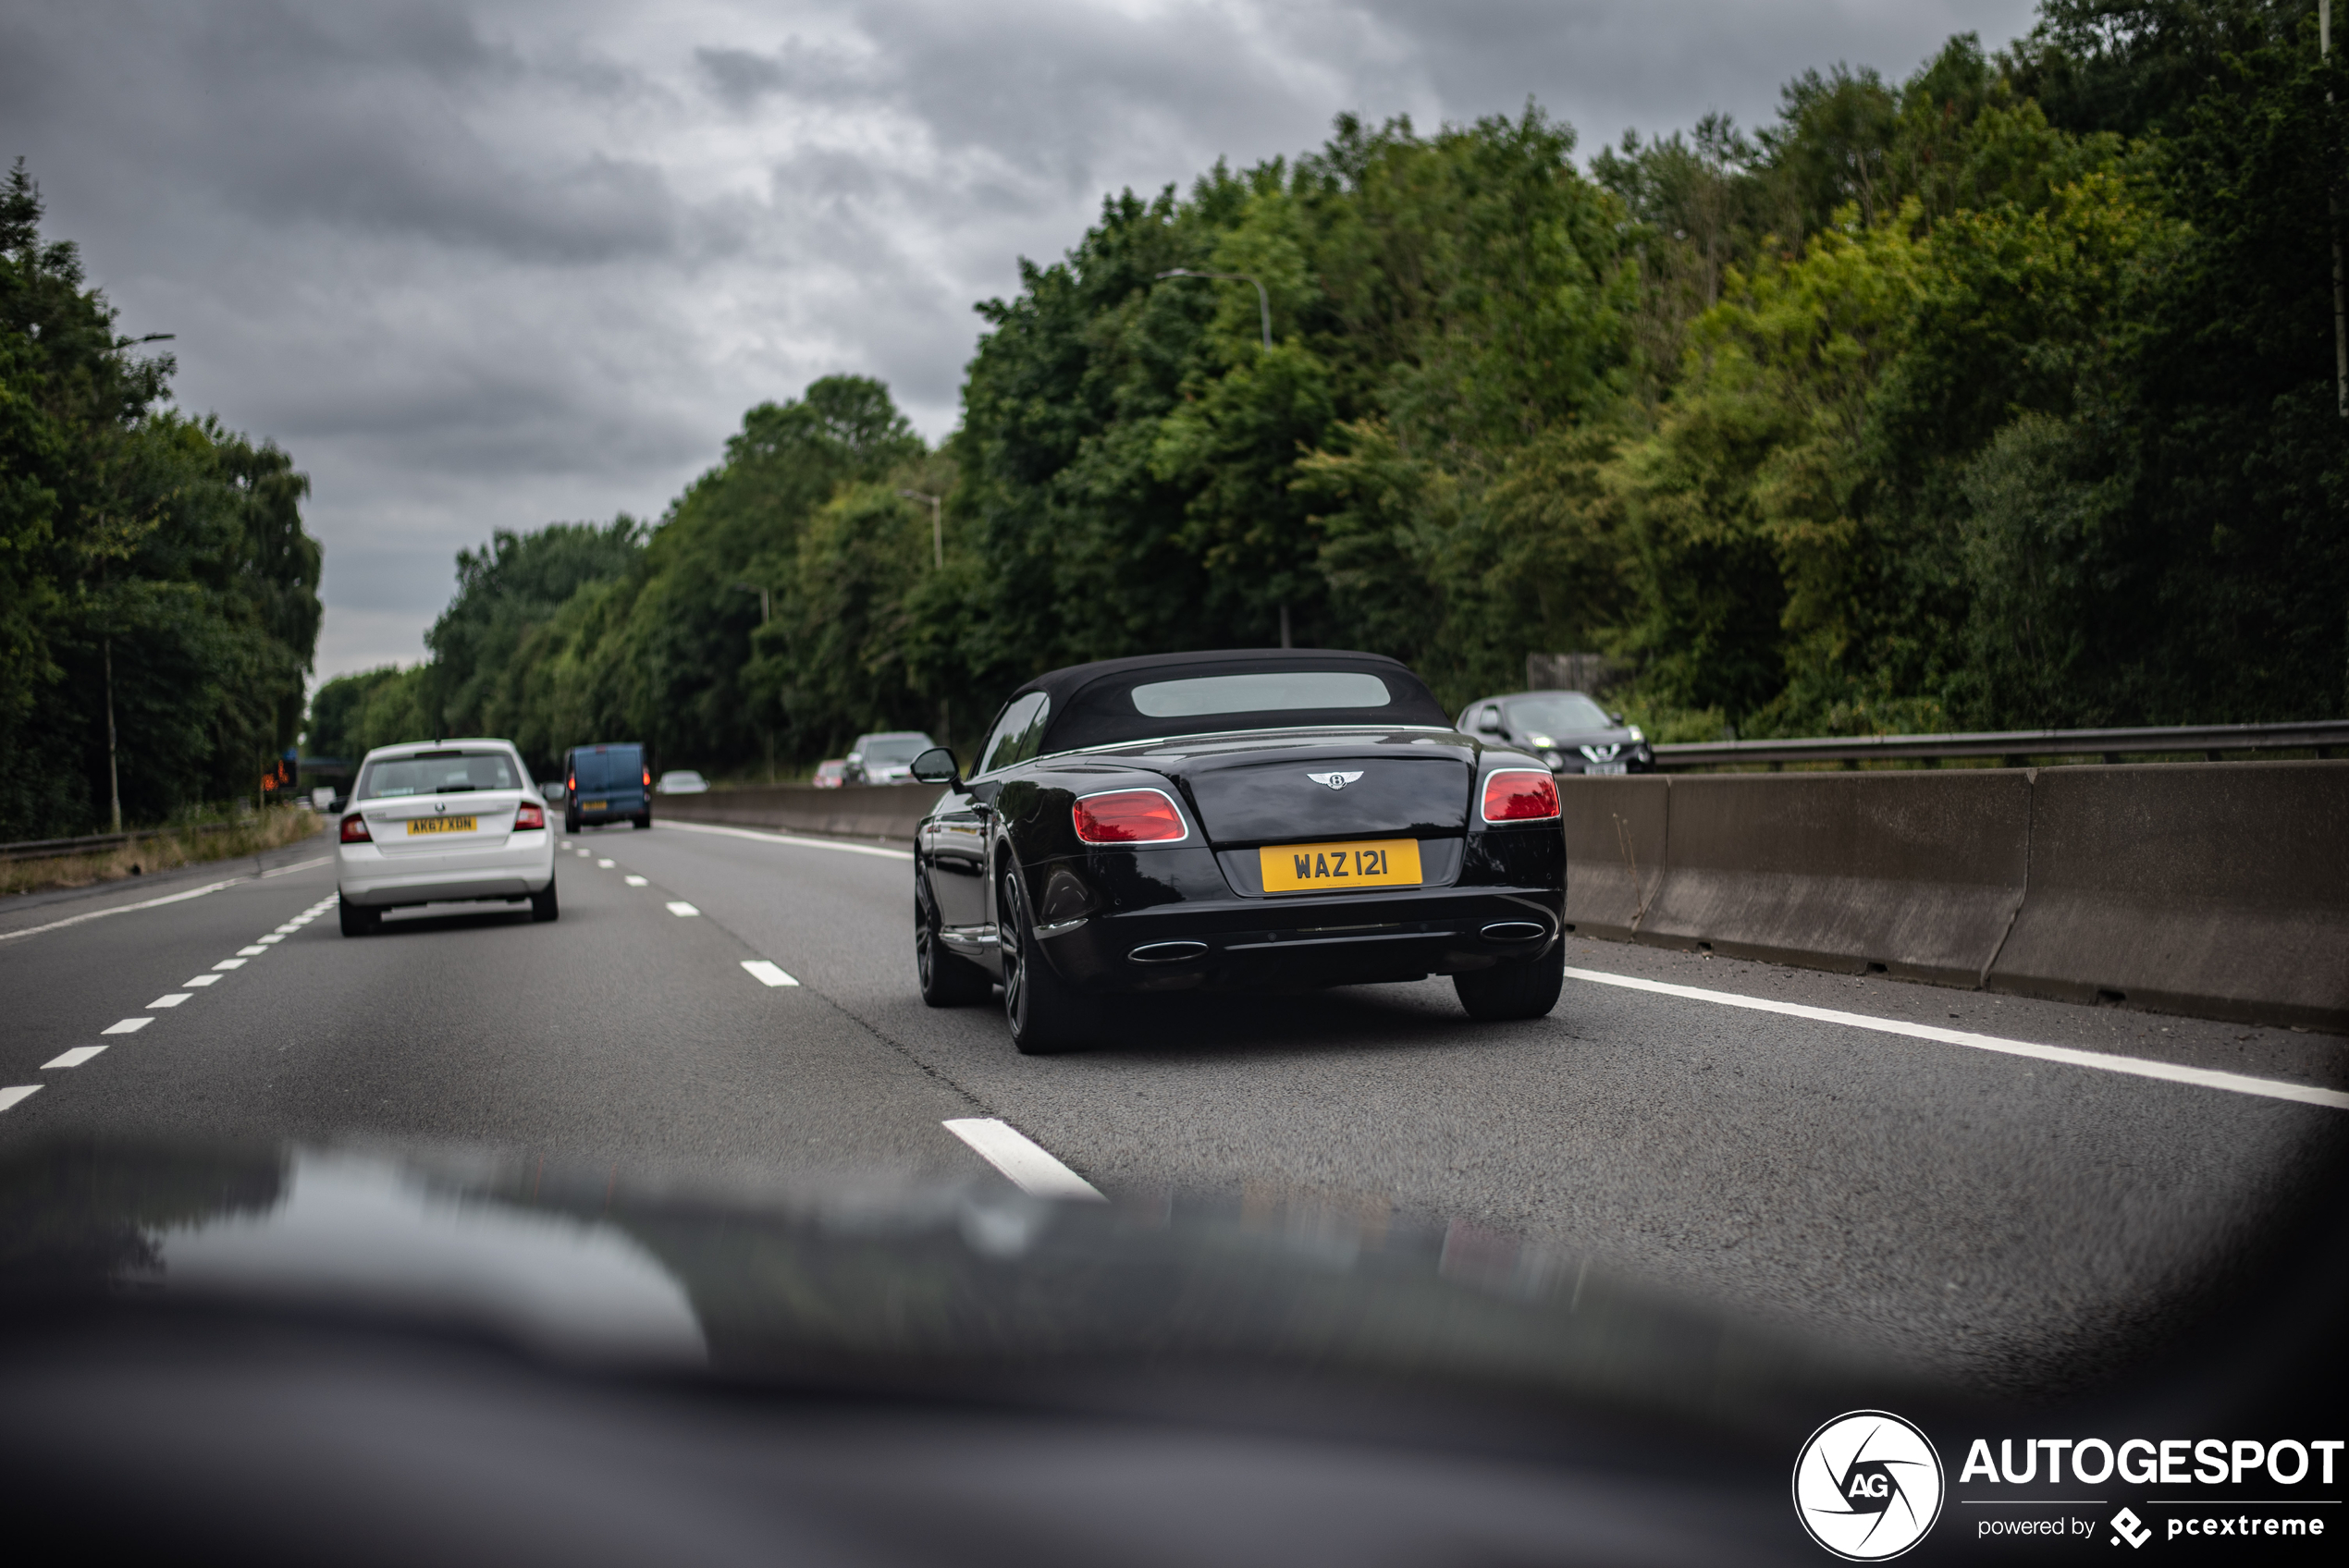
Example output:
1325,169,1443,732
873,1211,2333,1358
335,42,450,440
1016,649,1452,753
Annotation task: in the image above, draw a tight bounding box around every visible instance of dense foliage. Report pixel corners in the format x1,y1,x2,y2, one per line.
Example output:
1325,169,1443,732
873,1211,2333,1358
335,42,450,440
2,163,321,839
316,0,2346,777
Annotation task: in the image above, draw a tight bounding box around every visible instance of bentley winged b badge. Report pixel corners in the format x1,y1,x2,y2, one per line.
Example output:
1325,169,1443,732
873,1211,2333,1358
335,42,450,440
1306,771,1365,790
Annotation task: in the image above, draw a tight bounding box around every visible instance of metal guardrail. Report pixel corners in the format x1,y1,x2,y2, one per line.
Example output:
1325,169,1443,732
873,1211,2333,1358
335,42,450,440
1654,719,2349,770
0,816,279,864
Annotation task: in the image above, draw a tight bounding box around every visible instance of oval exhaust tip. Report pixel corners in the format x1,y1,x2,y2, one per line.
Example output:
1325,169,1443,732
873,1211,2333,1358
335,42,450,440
1128,940,1209,964
1480,921,1547,942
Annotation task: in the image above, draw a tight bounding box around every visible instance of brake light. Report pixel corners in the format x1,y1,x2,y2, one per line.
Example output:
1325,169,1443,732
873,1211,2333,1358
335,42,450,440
1481,768,1560,823
566,775,575,793
514,803,545,830
643,768,651,788
1072,789,1187,844
339,814,372,843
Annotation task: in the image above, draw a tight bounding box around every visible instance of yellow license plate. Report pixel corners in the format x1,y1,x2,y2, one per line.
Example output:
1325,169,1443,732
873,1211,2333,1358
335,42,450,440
404,815,476,836
584,801,607,811
1259,838,1422,893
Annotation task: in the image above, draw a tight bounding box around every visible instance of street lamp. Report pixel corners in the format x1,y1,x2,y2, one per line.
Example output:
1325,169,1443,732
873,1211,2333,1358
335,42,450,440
898,489,944,569
1156,268,1273,349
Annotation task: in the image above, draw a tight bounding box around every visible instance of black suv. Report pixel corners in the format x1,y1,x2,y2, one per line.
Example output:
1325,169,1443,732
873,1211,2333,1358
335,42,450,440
1452,690,1654,775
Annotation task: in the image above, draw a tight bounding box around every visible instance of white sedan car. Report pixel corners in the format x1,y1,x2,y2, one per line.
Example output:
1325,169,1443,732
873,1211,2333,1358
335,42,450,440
335,739,557,935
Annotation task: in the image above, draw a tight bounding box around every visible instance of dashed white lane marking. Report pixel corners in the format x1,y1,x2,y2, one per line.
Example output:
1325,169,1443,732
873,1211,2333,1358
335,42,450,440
575,849,591,858
0,1086,41,1112
560,839,573,848
597,859,616,868
660,819,915,862
942,1119,1104,1201
257,935,285,944
101,1018,154,1035
43,1047,106,1069
212,959,246,971
741,960,800,987
0,876,248,943
149,994,192,1009
1562,968,2349,1112
184,974,222,987
275,923,301,932
235,945,267,956
665,901,700,917
623,876,647,887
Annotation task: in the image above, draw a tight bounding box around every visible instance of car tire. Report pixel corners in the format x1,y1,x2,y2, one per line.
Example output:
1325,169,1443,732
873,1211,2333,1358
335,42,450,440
338,896,380,937
1453,941,1565,1021
1000,867,1095,1054
564,812,579,834
916,875,991,1007
530,879,560,924
633,815,651,830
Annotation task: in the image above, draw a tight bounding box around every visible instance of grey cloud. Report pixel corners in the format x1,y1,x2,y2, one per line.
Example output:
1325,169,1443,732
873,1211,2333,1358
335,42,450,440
0,0,2045,678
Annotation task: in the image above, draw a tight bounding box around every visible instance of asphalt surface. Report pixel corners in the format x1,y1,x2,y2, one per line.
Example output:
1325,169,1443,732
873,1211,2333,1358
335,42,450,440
5,818,2343,1394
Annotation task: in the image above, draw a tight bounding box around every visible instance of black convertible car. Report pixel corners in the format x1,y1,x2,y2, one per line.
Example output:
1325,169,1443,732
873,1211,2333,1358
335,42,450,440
911,649,1567,1053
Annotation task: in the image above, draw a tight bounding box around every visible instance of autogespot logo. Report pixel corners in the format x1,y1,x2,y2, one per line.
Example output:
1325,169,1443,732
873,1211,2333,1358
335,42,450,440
1793,1411,1947,1561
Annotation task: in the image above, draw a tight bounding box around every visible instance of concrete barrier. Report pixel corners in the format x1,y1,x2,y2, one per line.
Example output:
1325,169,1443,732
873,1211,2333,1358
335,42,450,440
655,784,943,843
1561,761,2347,1032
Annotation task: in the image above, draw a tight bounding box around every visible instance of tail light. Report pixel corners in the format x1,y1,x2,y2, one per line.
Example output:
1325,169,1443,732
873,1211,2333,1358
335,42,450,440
1481,768,1560,823
339,814,372,843
514,803,546,830
566,775,575,793
643,767,651,788
1072,789,1187,844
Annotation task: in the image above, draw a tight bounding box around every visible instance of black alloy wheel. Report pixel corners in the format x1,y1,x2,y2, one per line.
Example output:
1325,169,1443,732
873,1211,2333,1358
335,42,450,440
337,896,380,937
916,872,991,1006
529,878,560,924
1453,941,1566,1021
998,867,1095,1054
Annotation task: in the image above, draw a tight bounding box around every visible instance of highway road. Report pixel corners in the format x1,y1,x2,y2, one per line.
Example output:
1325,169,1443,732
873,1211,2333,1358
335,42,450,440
5,818,2343,1397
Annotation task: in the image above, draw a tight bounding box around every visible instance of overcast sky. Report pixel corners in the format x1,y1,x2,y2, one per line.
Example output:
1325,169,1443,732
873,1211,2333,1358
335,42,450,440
0,0,2039,680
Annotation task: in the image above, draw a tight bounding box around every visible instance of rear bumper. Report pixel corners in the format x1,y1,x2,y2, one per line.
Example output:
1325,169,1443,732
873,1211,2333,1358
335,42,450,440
1031,884,1565,994
338,839,554,908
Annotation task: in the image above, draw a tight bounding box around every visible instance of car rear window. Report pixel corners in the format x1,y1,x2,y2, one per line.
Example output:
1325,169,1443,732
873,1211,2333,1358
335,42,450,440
572,747,642,790
860,736,929,766
1504,693,1611,736
1132,671,1393,717
359,750,520,799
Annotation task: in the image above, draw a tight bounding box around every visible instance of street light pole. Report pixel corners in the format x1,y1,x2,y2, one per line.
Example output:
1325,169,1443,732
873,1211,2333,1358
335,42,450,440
1156,268,1273,350
2327,0,2347,417
898,489,944,569
103,636,121,833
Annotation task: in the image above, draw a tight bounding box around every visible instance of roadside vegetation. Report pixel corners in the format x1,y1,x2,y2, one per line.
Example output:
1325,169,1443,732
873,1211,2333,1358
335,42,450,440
0,164,323,842
314,0,2343,774
0,804,320,898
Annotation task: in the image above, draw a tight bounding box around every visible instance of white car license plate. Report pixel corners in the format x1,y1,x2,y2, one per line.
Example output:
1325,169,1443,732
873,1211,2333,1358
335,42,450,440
1583,762,1630,776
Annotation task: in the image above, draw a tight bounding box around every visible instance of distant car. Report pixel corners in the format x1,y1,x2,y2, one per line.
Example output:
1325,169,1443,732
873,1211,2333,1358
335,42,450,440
538,779,567,806
812,760,848,790
1454,690,1654,776
564,742,650,831
655,770,708,795
844,731,939,786
335,739,556,935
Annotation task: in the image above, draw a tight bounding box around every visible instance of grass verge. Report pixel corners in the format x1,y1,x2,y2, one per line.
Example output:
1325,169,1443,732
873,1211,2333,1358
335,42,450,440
0,807,325,899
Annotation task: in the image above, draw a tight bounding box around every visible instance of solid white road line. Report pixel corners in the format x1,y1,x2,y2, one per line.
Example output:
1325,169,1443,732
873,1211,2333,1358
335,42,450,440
666,901,700,917
660,819,915,862
0,1086,41,1113
212,959,246,971
43,1047,106,1069
623,876,647,887
741,960,800,987
101,1018,154,1035
148,994,192,1008
942,1118,1106,1201
1563,968,2349,1112
261,855,332,877
0,876,248,943
183,974,222,987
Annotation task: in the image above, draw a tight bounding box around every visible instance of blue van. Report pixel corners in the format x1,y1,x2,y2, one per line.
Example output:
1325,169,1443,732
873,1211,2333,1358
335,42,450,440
563,742,650,832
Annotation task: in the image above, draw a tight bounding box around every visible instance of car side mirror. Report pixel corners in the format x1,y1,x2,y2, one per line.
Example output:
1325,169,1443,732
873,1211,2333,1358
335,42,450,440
1609,712,1625,725
910,747,961,786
